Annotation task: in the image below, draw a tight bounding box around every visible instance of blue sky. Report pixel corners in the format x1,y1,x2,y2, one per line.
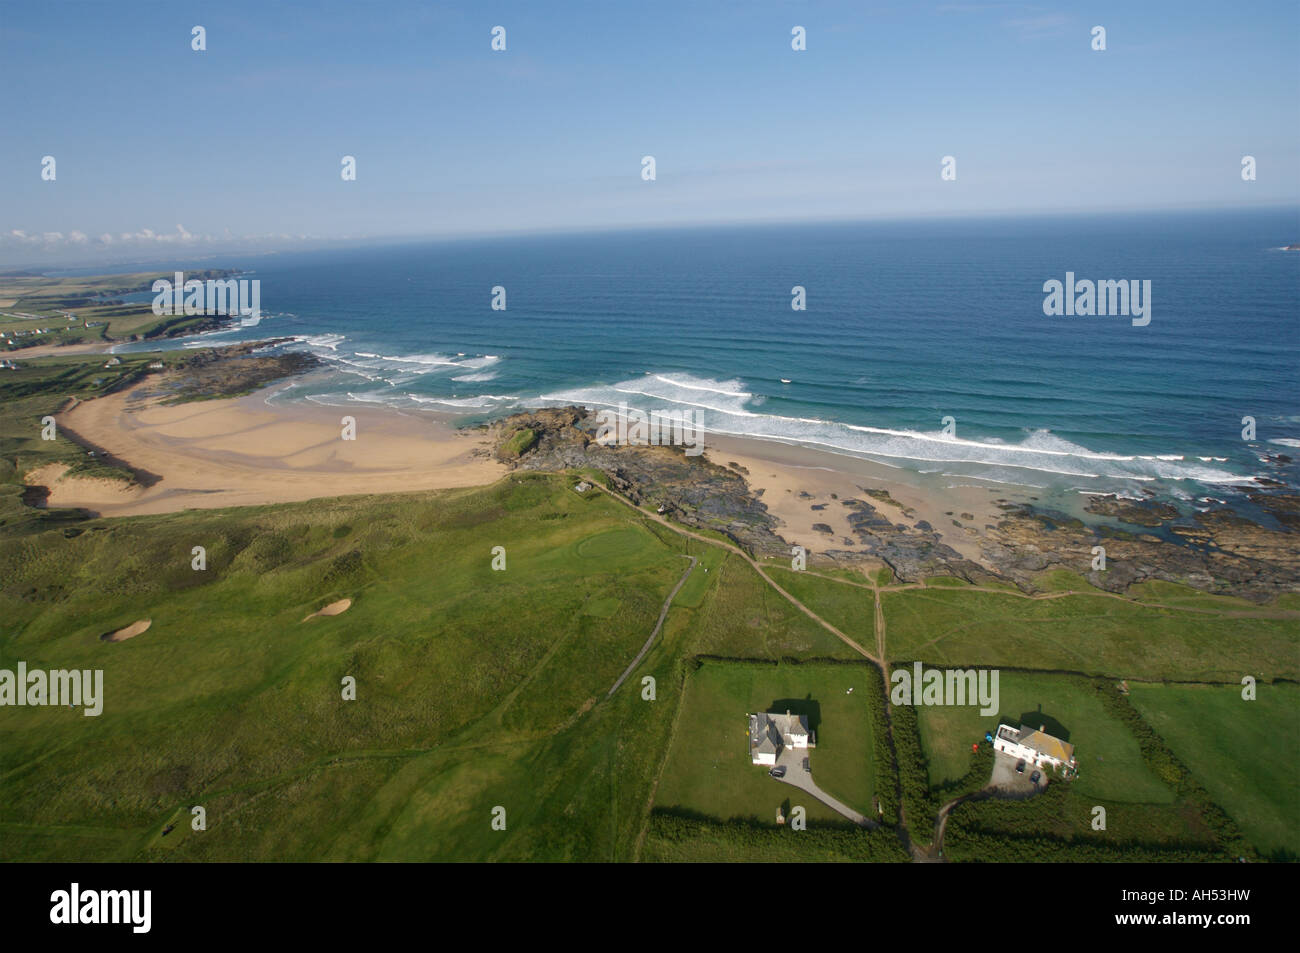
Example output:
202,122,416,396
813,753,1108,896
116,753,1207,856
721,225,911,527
2,0,1297,264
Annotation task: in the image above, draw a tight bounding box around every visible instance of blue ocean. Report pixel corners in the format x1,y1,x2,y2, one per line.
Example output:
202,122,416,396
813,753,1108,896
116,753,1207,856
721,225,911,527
107,207,1299,505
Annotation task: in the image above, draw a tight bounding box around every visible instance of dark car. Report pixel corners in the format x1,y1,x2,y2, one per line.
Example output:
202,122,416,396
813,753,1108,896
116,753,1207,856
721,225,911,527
1015,760,1026,774
802,757,811,773
769,765,786,779
1030,770,1042,784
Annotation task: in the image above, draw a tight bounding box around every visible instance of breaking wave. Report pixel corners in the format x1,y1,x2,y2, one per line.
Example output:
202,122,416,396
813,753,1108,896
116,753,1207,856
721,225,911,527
533,372,1251,486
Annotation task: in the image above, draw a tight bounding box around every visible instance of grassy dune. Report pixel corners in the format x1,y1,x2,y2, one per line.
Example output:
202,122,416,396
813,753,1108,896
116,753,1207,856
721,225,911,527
0,355,164,520
0,473,693,860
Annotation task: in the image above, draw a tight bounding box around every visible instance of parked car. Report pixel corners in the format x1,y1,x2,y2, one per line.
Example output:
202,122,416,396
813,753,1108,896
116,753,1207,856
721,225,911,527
1030,770,1041,784
769,765,786,779
802,758,811,773
1015,760,1026,774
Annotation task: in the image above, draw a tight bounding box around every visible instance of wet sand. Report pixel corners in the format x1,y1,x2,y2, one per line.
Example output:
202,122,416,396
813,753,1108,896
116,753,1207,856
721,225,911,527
703,432,1018,567
35,382,506,516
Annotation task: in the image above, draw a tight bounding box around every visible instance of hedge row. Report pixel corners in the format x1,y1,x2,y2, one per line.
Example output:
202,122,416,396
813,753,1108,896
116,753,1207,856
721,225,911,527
944,828,1231,862
943,782,1231,861
859,662,901,825
1091,680,1256,860
645,809,911,863
887,699,938,830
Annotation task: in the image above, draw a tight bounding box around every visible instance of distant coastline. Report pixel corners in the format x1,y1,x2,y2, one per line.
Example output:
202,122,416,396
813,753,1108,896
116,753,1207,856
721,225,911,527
10,208,1299,517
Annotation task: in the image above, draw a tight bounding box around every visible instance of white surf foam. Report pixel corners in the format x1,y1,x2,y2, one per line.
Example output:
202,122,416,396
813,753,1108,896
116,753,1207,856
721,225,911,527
531,371,1251,487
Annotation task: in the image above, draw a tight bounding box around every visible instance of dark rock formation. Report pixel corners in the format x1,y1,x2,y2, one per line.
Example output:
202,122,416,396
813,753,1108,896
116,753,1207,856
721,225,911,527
489,407,788,556
1084,494,1179,527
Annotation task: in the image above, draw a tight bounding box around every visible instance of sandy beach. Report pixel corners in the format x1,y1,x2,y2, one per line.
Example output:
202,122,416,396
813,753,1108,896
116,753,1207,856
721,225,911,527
31,372,1018,571
703,433,1015,567
34,381,506,516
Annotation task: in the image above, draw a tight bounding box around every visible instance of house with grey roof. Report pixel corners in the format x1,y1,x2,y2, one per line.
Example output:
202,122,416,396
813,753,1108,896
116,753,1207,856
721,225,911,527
748,710,814,765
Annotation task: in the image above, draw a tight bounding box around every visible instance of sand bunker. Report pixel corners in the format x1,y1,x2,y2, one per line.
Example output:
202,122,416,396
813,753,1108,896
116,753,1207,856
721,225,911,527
302,599,352,622
102,619,151,642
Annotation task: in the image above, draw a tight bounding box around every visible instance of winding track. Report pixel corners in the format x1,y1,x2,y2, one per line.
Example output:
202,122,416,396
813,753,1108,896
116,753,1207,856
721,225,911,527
607,555,698,697
593,484,881,663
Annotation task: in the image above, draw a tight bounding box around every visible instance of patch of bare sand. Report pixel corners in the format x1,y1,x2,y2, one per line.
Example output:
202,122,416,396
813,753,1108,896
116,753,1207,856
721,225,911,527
303,598,352,621
24,463,143,508
704,434,1010,568
49,382,507,516
102,619,151,642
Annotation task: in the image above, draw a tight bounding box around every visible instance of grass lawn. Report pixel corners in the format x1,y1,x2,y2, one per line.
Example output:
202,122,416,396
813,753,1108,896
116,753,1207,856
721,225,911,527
0,473,693,860
1128,681,1300,859
914,671,1174,805
681,557,859,661
765,566,875,651
654,659,880,825
884,586,1300,682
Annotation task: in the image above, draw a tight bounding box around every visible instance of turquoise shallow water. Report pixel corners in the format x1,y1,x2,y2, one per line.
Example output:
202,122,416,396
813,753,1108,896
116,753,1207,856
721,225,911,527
103,207,1299,504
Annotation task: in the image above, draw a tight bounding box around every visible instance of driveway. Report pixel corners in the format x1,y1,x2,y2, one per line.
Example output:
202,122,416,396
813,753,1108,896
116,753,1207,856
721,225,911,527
769,746,872,827
988,750,1046,796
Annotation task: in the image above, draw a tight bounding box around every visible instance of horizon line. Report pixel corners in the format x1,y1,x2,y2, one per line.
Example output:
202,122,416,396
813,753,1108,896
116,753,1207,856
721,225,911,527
7,200,1299,274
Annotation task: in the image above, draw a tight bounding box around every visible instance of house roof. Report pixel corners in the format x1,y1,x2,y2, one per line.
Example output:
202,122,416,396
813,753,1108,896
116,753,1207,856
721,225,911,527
770,712,808,733
750,711,809,756
1016,725,1074,762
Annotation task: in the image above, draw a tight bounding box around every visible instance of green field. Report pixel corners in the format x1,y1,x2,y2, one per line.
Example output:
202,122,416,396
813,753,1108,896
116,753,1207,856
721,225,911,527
764,566,876,650
882,586,1299,682
0,272,233,351
680,558,859,661
0,473,696,860
914,671,1173,804
654,659,880,825
1128,681,1300,859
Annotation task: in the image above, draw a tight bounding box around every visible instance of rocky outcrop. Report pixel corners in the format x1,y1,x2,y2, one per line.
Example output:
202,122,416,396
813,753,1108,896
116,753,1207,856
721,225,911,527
489,407,788,556
488,408,1300,601
980,502,1300,602
149,339,320,403
824,494,1003,585
1084,494,1179,527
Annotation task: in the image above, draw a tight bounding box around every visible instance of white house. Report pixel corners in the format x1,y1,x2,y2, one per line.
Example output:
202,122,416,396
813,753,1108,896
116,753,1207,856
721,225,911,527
748,710,814,765
993,723,1076,773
